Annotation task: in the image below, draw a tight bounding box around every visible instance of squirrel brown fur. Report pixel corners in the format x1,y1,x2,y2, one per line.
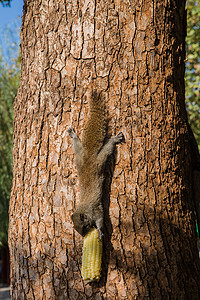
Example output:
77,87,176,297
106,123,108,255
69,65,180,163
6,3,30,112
67,82,125,239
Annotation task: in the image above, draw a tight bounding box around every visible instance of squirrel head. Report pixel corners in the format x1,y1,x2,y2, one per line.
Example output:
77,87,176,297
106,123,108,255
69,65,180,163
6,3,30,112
71,204,94,237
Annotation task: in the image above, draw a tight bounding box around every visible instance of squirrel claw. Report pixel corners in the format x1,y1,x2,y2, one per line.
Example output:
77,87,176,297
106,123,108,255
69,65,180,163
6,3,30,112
67,126,77,138
97,228,103,240
114,132,125,144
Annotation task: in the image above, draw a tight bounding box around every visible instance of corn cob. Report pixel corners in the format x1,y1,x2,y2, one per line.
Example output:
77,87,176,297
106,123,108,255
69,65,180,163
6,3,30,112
81,228,103,282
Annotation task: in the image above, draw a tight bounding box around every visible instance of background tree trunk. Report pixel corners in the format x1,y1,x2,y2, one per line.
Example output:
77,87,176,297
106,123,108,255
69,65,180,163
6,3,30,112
9,0,200,299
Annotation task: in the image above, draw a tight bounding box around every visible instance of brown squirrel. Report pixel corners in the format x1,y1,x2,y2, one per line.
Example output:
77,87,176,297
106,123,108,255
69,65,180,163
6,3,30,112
67,84,125,239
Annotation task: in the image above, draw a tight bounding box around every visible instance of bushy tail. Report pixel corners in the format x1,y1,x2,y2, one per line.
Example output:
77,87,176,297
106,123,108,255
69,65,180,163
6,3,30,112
82,83,107,155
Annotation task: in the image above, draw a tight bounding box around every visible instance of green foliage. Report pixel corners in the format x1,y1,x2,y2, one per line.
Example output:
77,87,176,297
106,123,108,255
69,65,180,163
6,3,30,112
185,0,200,149
0,52,20,246
0,12,21,246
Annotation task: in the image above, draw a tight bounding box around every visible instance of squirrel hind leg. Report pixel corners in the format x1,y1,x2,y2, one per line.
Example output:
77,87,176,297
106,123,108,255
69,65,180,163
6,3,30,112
96,131,125,168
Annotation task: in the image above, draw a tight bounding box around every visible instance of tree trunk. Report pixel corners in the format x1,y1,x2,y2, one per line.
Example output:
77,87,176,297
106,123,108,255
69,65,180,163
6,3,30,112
9,0,200,299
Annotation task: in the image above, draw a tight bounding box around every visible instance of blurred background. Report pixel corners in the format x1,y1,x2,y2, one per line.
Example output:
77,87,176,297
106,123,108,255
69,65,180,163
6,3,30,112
0,0,199,293
0,0,23,290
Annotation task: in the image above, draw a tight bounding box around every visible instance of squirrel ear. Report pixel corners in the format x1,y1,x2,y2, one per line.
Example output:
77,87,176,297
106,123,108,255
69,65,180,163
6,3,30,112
71,214,74,222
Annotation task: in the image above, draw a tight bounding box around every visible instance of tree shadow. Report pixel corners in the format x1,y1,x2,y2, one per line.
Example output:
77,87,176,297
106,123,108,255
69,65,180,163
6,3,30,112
84,213,200,299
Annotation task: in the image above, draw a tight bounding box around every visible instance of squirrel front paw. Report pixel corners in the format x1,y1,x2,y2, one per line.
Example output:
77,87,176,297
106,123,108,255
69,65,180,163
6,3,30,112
67,126,77,138
97,227,104,240
114,132,125,144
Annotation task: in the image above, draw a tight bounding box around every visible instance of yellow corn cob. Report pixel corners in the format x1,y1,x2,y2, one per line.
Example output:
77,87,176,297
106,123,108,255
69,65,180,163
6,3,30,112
81,228,103,282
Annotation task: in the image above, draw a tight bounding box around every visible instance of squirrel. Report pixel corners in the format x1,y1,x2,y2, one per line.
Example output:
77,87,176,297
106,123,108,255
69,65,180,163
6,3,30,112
67,83,125,239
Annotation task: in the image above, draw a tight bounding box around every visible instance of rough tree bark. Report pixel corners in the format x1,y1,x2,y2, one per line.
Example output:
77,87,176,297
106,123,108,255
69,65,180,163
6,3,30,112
9,0,200,299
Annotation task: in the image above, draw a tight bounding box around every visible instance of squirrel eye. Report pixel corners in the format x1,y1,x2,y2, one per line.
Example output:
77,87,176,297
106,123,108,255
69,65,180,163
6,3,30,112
80,214,85,222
